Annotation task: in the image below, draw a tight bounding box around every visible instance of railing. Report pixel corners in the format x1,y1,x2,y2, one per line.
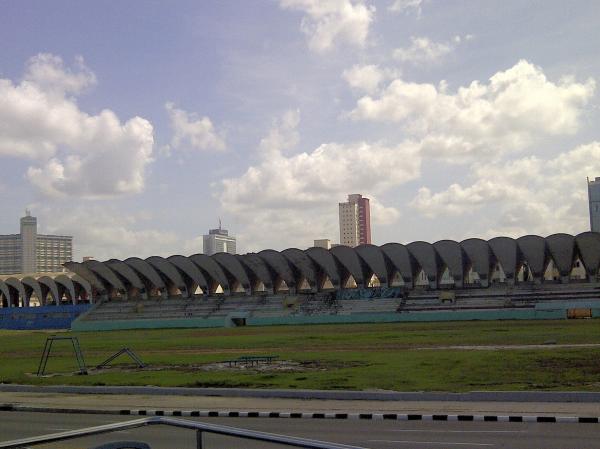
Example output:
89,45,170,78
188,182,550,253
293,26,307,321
0,416,368,449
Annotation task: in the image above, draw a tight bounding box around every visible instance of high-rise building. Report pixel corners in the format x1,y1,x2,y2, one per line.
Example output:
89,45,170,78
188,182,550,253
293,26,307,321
589,177,600,232
0,211,73,274
339,194,371,247
203,222,236,256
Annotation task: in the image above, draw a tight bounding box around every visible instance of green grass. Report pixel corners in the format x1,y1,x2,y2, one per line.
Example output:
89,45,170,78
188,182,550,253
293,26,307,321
2,320,600,391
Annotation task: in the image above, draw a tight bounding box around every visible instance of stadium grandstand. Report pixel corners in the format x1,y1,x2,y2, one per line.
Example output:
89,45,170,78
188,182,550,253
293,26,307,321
1,232,600,330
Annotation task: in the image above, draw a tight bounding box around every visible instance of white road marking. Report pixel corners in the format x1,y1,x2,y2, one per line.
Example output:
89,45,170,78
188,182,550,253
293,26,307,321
370,440,493,446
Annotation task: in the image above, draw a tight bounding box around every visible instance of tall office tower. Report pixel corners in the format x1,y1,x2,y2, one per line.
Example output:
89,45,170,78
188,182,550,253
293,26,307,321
589,177,600,232
0,211,73,274
339,194,371,247
203,222,237,256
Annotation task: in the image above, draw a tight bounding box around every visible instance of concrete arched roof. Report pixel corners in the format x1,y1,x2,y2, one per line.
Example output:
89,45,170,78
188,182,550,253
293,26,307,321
124,257,166,290
433,240,464,284
516,235,547,278
106,259,145,290
0,279,10,305
54,275,77,303
461,238,491,282
70,274,92,301
281,248,317,290
237,254,274,292
488,237,518,280
189,254,230,293
546,233,576,277
63,262,106,292
575,232,600,277
212,252,251,294
305,247,341,289
355,244,388,286
380,243,414,285
83,260,126,293
257,249,296,289
38,276,60,305
167,255,209,293
330,245,366,287
146,256,187,295
5,277,26,306
21,276,43,306
407,241,439,284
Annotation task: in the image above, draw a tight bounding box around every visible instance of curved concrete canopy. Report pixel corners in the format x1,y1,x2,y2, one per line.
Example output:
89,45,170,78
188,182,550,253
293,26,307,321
63,262,106,292
83,260,126,293
355,244,388,286
54,275,77,303
6,277,27,306
546,233,575,277
70,274,92,301
0,279,10,306
575,232,600,277
212,252,251,294
189,254,230,294
407,241,439,286
488,237,518,281
38,276,60,305
146,256,187,296
124,257,166,290
106,259,145,291
281,248,317,291
517,235,547,279
21,276,43,306
461,238,491,284
257,249,296,289
167,255,209,293
433,240,464,285
380,243,414,286
237,254,274,292
330,245,366,287
305,247,341,289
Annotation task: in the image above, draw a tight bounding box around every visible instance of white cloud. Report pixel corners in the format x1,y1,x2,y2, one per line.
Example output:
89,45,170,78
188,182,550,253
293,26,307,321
217,111,414,250
0,53,154,198
37,205,181,261
279,0,375,53
388,0,423,15
164,102,225,154
342,64,398,94
410,142,600,236
350,60,595,163
393,35,466,65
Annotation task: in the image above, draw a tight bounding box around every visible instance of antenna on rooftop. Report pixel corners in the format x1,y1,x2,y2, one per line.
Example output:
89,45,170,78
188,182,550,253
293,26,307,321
25,208,31,217
219,217,222,230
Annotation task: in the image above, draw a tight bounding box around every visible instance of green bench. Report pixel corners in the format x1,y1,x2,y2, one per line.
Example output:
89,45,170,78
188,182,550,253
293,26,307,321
224,355,279,367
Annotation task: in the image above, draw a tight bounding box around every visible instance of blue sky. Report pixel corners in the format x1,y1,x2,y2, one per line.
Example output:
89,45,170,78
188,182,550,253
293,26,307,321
0,0,599,260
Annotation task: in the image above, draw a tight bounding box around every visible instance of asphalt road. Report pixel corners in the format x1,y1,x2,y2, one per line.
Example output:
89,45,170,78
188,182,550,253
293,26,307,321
2,412,600,449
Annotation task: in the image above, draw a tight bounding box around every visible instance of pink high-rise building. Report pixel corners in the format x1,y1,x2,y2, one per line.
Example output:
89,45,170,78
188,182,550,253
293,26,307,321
339,194,371,247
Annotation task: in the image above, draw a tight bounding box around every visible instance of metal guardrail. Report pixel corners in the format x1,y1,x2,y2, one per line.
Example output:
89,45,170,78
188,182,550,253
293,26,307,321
0,416,369,449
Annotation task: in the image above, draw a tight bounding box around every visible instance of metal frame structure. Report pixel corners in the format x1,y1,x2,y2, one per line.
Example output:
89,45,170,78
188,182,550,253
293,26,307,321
37,336,88,376
0,416,367,449
96,347,145,369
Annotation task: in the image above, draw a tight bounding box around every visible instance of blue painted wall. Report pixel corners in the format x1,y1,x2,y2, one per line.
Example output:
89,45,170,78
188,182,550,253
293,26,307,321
0,304,91,330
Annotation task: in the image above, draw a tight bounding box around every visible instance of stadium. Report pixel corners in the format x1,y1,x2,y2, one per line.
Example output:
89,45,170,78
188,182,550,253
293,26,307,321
2,232,600,331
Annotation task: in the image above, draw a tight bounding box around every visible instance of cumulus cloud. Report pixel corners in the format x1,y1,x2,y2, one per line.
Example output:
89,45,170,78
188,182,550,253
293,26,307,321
164,102,225,154
393,35,470,65
279,0,375,53
217,111,411,250
388,0,423,15
37,205,181,261
342,64,398,94
410,142,600,236
0,53,154,198
350,60,595,163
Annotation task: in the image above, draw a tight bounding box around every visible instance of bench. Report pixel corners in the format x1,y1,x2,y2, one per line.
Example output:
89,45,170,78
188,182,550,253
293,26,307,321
224,355,279,367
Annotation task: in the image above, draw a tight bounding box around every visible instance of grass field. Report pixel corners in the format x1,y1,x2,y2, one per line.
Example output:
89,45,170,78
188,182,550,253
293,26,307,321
2,320,600,391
